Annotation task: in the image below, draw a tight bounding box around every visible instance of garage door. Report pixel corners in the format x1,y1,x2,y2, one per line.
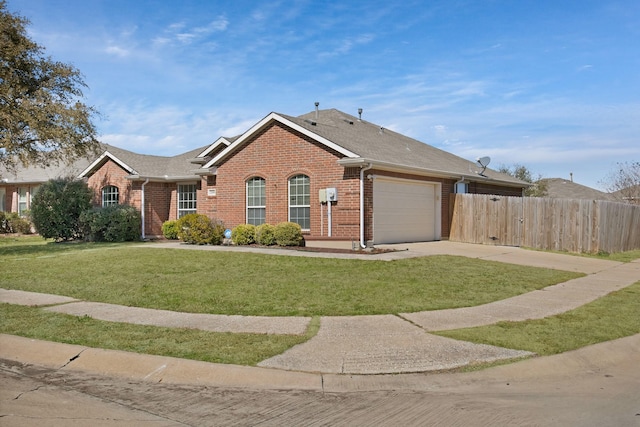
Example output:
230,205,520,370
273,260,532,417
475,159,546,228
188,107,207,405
373,178,440,244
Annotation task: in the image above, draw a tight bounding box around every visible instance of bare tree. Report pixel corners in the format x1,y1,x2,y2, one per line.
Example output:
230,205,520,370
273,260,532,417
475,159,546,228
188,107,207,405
599,161,640,204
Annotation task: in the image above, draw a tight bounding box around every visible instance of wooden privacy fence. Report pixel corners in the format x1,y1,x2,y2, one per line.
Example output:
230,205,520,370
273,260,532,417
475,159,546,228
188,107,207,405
449,194,640,253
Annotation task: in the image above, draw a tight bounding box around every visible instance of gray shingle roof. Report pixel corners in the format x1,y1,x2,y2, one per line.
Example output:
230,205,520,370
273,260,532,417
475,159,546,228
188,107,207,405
541,178,620,201
278,109,526,186
0,156,94,184
83,144,210,179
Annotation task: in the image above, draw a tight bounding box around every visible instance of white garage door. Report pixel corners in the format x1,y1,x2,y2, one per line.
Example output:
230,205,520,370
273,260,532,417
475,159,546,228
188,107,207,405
373,178,440,244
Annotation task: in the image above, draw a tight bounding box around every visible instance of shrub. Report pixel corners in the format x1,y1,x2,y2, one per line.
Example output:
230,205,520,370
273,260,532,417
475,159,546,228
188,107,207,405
231,224,256,245
274,221,304,246
162,220,180,240
255,223,276,246
30,177,93,241
80,205,141,242
177,214,225,245
0,212,32,234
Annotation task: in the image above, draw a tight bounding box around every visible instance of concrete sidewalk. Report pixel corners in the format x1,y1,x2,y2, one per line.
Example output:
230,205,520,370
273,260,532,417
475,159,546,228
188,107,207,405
1,241,638,376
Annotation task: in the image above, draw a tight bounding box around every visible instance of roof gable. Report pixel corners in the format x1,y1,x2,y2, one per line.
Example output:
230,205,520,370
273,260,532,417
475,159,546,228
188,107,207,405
202,112,359,169
79,144,210,181
79,150,137,178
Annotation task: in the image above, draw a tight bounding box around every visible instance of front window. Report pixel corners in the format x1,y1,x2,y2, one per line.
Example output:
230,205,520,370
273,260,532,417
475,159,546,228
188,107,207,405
102,185,119,207
17,187,27,216
0,187,5,211
178,184,197,218
246,177,266,225
289,174,310,230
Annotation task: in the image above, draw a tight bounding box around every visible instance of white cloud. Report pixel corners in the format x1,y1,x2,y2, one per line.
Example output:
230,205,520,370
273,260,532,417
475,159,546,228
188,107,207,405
105,45,130,57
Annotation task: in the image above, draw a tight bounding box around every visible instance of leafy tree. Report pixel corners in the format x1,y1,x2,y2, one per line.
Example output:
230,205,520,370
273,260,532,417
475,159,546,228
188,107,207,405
599,161,640,204
30,177,93,241
0,1,100,170
498,163,548,197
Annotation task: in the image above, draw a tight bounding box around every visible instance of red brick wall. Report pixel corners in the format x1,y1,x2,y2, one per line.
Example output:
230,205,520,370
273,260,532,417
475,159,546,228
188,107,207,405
207,122,361,239
469,182,523,196
86,161,174,237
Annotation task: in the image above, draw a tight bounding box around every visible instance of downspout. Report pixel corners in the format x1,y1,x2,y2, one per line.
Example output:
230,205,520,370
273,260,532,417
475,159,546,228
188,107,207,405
454,176,466,193
140,178,149,240
360,163,374,248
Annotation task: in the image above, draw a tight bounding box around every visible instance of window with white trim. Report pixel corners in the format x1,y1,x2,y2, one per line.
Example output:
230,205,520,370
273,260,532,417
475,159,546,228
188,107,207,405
101,185,119,207
246,177,266,225
0,187,5,211
178,183,197,218
289,174,310,230
17,187,28,216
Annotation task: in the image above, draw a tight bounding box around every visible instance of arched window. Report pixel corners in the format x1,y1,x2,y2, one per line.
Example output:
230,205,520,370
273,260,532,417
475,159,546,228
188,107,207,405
246,177,266,225
289,174,310,230
102,185,119,207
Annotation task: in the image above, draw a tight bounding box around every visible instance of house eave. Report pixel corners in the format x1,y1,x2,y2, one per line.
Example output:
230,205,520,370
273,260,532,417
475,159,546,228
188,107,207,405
338,158,528,188
126,175,199,183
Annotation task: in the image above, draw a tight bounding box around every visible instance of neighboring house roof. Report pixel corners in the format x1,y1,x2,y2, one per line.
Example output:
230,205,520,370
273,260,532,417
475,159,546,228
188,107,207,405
0,156,94,184
540,178,619,201
612,184,640,204
201,108,527,187
79,144,210,181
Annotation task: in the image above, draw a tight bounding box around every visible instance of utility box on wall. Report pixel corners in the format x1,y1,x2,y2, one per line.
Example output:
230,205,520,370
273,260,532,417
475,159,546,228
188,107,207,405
318,189,327,203
326,187,338,202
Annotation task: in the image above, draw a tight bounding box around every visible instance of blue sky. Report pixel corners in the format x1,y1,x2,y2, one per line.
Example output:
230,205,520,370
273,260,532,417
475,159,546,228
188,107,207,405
10,0,640,190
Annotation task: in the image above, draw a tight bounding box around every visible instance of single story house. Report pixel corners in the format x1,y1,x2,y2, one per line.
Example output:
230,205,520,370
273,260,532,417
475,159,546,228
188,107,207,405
0,158,93,217
2,107,528,245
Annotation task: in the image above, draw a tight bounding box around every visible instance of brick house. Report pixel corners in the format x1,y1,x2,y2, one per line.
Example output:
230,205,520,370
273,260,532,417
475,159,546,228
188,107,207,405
0,159,92,217
2,107,528,245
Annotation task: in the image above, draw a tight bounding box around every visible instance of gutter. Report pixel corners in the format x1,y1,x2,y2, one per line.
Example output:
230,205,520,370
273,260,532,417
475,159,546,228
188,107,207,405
360,163,374,248
338,158,528,189
126,175,198,183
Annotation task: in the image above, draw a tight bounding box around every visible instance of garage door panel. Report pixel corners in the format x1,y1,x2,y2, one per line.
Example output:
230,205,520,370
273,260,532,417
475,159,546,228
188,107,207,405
373,179,438,244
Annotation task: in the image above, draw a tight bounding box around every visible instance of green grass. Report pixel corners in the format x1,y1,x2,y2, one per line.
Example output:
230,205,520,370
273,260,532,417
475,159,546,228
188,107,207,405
0,303,318,366
435,281,640,355
524,246,640,263
1,236,638,368
1,240,583,316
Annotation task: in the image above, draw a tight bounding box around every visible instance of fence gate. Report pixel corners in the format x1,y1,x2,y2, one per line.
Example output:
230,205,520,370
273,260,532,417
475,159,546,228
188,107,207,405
450,194,523,246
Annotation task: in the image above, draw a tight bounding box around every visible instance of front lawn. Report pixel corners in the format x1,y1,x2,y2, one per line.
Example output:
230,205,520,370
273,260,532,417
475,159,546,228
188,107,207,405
1,239,583,316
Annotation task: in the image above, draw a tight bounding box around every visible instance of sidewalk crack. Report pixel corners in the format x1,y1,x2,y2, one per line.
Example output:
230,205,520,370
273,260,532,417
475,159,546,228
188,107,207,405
59,349,86,369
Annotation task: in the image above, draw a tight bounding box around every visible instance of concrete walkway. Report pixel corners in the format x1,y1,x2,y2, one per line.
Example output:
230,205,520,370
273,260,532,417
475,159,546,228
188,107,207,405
1,241,638,376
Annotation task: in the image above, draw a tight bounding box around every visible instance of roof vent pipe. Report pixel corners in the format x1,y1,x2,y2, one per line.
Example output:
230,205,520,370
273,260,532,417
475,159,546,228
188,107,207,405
358,108,363,121
315,102,319,120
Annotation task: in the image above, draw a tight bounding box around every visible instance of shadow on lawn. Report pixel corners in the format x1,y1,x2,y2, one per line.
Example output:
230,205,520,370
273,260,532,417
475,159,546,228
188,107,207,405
0,236,124,258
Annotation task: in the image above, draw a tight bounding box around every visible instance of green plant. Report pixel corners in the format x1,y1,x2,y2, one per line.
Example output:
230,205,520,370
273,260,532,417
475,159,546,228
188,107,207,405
162,220,180,240
177,214,224,245
30,178,93,241
0,211,32,234
255,223,276,246
231,224,256,245
274,221,304,246
80,205,141,242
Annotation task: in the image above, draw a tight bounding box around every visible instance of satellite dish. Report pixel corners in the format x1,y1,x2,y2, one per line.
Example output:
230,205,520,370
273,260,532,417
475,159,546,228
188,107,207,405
476,156,491,177
476,156,491,168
